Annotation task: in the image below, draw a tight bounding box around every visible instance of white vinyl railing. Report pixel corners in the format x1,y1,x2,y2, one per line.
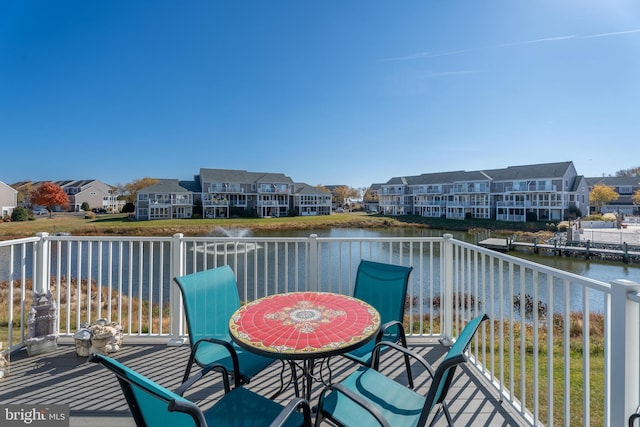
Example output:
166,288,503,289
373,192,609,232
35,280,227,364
1,232,639,426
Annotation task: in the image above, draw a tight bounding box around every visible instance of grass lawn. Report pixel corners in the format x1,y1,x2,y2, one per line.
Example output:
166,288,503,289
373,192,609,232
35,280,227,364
0,212,552,240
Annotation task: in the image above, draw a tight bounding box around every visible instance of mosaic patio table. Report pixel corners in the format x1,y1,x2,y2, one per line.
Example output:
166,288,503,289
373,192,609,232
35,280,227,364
229,291,380,400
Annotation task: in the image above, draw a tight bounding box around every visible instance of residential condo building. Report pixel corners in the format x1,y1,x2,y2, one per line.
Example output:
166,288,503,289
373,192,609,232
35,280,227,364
133,162,637,222
379,161,590,221
135,169,332,220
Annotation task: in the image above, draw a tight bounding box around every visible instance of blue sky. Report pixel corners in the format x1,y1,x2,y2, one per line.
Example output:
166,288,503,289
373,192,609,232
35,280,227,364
2,1,639,190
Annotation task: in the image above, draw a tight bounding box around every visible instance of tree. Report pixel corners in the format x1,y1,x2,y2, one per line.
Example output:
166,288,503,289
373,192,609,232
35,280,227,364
12,182,34,206
81,202,90,212
333,185,359,207
122,202,135,214
117,177,160,204
363,187,378,202
615,166,640,177
30,182,69,216
589,183,619,214
632,189,640,207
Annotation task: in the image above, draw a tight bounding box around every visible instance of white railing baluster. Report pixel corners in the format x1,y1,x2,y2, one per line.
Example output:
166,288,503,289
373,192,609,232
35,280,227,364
127,241,133,335
609,280,640,426
66,240,72,333
519,268,526,418
76,241,82,331
309,234,318,291
117,241,123,328
533,270,539,425
87,241,92,323
564,280,570,427
508,262,515,403
441,234,454,345
499,257,504,396
547,274,554,427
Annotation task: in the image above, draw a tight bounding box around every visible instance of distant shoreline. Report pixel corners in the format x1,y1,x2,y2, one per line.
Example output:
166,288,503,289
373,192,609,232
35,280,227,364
0,212,551,240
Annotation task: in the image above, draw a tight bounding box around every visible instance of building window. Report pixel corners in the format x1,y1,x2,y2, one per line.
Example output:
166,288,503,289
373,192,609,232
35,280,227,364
619,185,632,195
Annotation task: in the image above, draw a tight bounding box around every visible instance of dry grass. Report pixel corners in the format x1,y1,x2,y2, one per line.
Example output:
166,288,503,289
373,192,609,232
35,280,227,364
0,212,415,240
0,278,170,347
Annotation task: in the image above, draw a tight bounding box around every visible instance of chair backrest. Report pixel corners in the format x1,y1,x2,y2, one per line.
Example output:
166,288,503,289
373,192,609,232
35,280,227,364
420,314,489,425
90,353,204,427
174,266,241,346
353,260,413,340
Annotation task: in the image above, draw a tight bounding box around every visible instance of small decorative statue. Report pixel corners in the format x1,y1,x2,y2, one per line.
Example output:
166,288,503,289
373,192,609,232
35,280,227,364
73,318,123,357
0,342,8,378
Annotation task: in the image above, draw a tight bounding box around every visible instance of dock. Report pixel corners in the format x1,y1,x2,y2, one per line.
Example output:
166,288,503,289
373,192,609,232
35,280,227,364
478,238,640,263
477,238,513,252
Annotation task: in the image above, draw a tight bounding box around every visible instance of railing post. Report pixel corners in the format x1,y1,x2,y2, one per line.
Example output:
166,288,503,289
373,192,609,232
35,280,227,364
309,234,318,291
609,279,640,426
168,233,186,346
440,233,454,346
34,232,50,293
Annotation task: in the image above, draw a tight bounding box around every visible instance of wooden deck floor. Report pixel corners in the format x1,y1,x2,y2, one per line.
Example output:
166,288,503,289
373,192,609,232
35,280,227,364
1,338,526,426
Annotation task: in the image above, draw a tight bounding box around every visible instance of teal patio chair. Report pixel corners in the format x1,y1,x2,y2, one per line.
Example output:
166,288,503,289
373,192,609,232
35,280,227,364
315,314,489,427
341,260,414,387
174,266,277,389
89,353,312,427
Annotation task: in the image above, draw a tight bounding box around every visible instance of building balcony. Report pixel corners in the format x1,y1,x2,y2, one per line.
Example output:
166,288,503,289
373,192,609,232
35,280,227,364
207,184,244,193
380,189,405,195
504,184,557,192
171,196,193,205
257,200,288,207
202,197,229,207
414,200,447,207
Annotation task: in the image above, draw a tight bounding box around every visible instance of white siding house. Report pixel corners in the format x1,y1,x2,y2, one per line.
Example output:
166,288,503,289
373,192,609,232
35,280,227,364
0,181,18,218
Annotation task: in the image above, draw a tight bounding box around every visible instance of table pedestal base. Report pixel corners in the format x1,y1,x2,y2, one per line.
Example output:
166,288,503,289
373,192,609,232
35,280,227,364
287,358,333,401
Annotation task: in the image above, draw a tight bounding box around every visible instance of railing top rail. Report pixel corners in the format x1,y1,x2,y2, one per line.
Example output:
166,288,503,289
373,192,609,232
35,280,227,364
181,235,445,244
315,236,443,243
44,235,172,243
181,236,311,243
0,236,40,246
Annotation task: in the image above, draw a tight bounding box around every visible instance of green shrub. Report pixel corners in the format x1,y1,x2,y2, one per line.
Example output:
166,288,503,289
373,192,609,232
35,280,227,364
11,207,29,222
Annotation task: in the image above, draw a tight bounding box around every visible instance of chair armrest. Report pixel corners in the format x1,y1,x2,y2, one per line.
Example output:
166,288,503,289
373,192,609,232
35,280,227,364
317,384,390,427
192,337,241,388
175,363,230,396
630,405,640,427
371,341,435,378
376,320,407,343
168,399,208,427
268,397,312,427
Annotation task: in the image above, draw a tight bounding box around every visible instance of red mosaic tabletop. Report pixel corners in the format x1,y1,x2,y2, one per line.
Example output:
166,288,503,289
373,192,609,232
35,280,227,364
229,292,380,359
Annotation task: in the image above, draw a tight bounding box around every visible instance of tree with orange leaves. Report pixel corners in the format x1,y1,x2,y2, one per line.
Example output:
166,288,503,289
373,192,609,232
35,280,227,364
30,182,69,216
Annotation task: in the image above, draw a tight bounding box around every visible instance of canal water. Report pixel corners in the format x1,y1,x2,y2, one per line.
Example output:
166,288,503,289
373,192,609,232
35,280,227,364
254,227,640,315
255,227,640,286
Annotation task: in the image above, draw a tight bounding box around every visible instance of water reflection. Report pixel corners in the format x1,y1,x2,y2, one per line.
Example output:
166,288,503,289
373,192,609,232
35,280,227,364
263,227,639,285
